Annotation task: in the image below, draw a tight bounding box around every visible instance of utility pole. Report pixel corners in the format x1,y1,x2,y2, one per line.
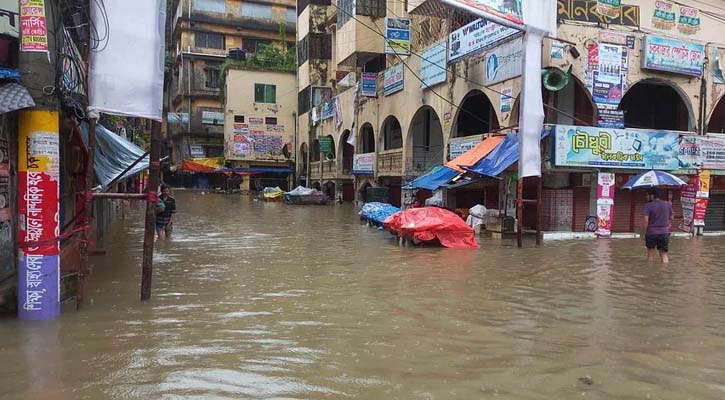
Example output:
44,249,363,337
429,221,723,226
140,120,161,301
17,0,61,320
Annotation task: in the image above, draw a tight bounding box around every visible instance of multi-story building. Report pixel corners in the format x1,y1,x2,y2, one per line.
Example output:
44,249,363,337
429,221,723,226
167,0,296,165
296,0,725,232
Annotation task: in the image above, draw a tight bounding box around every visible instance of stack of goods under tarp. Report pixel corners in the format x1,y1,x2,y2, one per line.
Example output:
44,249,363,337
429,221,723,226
384,207,480,249
284,186,328,205
359,202,401,226
466,205,500,231
262,187,284,201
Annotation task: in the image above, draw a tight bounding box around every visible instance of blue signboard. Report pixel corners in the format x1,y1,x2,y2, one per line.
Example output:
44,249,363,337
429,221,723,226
361,72,377,97
383,63,404,96
643,35,705,77
385,18,411,55
420,42,447,89
553,125,680,170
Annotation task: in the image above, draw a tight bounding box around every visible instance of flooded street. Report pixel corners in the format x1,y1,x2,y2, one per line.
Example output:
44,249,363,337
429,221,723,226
2,190,725,399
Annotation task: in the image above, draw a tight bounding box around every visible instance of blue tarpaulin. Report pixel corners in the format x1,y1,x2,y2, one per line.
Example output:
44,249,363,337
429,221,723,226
80,122,150,189
465,130,550,178
407,165,459,190
359,202,400,224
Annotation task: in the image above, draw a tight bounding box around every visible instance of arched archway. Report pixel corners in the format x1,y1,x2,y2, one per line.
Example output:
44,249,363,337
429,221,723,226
323,134,336,160
619,79,693,131
323,180,336,199
707,94,725,133
359,123,375,153
311,139,321,162
509,73,595,126
453,90,499,137
340,130,354,173
381,116,403,150
408,106,444,173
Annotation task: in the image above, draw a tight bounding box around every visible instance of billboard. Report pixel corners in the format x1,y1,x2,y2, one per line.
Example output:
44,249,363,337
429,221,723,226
642,35,705,77
448,18,520,63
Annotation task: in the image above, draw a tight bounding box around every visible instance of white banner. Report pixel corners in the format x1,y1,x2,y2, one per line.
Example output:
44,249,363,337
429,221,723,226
89,0,166,121
518,31,545,178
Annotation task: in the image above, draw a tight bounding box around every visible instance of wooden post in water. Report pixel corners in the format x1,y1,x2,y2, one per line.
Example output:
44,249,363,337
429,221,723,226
140,120,161,301
78,116,97,307
517,176,523,248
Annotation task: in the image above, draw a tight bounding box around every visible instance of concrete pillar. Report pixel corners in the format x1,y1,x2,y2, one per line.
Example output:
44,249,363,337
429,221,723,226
17,111,60,320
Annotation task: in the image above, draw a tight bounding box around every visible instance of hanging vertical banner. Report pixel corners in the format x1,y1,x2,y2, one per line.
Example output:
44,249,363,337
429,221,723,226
361,72,377,97
652,0,676,30
384,18,411,55
500,87,513,113
596,172,615,237
678,6,701,35
596,0,621,18
17,111,60,320
19,0,48,53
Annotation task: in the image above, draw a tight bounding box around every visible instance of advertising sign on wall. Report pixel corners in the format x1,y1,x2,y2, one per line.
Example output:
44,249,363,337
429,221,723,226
20,0,48,52
484,37,523,85
361,72,377,97
553,125,680,170
448,18,520,63
500,87,514,113
596,172,615,237
597,107,625,128
596,0,621,18
383,63,404,96
652,0,676,30
384,17,411,55
642,35,705,77
420,43,447,88
678,135,725,170
352,153,375,175
678,5,701,35
190,145,205,158
449,0,523,26
449,138,480,159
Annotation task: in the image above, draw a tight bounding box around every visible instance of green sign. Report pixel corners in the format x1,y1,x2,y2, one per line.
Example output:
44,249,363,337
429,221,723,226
319,137,332,153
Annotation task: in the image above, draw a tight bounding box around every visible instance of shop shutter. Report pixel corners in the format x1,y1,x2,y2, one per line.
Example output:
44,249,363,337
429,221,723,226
612,189,632,232
573,187,590,231
705,194,725,232
632,190,648,232
668,190,684,231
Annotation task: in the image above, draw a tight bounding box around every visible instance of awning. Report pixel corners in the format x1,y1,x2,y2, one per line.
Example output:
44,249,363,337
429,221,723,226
80,122,150,189
465,129,550,178
0,82,35,114
445,136,505,172
181,159,217,173
408,165,459,190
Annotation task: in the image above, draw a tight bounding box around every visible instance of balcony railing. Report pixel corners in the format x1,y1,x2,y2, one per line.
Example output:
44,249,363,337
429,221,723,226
378,149,403,176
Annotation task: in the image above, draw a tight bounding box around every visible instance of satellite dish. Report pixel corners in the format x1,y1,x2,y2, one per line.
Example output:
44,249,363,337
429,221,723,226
542,66,572,92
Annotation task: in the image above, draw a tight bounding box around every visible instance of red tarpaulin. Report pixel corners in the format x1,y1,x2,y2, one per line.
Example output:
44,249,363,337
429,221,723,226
384,207,480,249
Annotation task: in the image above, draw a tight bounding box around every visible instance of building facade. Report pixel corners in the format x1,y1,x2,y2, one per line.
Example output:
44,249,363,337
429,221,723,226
167,0,296,165
224,67,296,190
296,0,725,232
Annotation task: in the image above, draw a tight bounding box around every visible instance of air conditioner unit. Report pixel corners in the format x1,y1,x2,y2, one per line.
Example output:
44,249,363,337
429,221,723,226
228,48,246,60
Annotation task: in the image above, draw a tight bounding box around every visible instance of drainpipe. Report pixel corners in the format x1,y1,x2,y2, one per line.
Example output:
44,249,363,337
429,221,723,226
700,76,708,135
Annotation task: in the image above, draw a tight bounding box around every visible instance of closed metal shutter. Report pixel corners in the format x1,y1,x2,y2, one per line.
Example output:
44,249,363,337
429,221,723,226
612,189,632,232
573,187,590,231
705,194,725,232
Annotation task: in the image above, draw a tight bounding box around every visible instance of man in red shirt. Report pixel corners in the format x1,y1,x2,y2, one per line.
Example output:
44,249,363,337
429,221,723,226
641,187,675,264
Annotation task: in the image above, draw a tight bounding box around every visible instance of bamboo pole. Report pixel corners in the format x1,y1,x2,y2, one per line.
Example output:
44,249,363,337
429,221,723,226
140,120,161,301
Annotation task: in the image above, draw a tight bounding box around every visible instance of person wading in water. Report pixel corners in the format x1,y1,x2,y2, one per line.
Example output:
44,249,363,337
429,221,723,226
155,183,176,239
641,187,674,264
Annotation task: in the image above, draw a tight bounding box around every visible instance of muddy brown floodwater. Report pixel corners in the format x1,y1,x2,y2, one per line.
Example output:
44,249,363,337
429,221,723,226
2,190,725,399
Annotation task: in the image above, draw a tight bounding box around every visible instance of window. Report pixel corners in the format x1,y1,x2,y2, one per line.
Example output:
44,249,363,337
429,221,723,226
196,32,225,49
234,115,245,123
242,2,274,19
206,146,224,157
242,37,272,54
311,87,332,107
265,117,278,125
356,0,385,17
297,35,309,65
205,62,222,88
297,33,331,64
254,84,276,103
338,0,354,26
192,0,226,13
286,8,296,22
298,86,311,114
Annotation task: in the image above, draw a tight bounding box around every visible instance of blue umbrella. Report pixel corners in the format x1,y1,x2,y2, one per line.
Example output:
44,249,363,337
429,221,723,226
621,170,687,190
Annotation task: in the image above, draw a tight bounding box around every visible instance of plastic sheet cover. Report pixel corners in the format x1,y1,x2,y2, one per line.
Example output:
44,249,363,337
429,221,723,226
89,0,166,120
408,166,459,190
80,123,149,189
359,202,401,224
465,129,549,178
384,207,480,249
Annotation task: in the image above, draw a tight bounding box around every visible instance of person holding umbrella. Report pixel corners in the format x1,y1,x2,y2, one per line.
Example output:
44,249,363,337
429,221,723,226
641,187,675,264
623,170,686,264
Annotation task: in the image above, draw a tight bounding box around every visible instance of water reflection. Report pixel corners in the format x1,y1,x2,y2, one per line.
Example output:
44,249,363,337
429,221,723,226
0,191,724,399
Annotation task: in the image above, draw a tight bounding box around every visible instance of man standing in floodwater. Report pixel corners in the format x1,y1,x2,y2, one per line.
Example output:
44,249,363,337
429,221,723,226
156,183,176,239
641,187,675,264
